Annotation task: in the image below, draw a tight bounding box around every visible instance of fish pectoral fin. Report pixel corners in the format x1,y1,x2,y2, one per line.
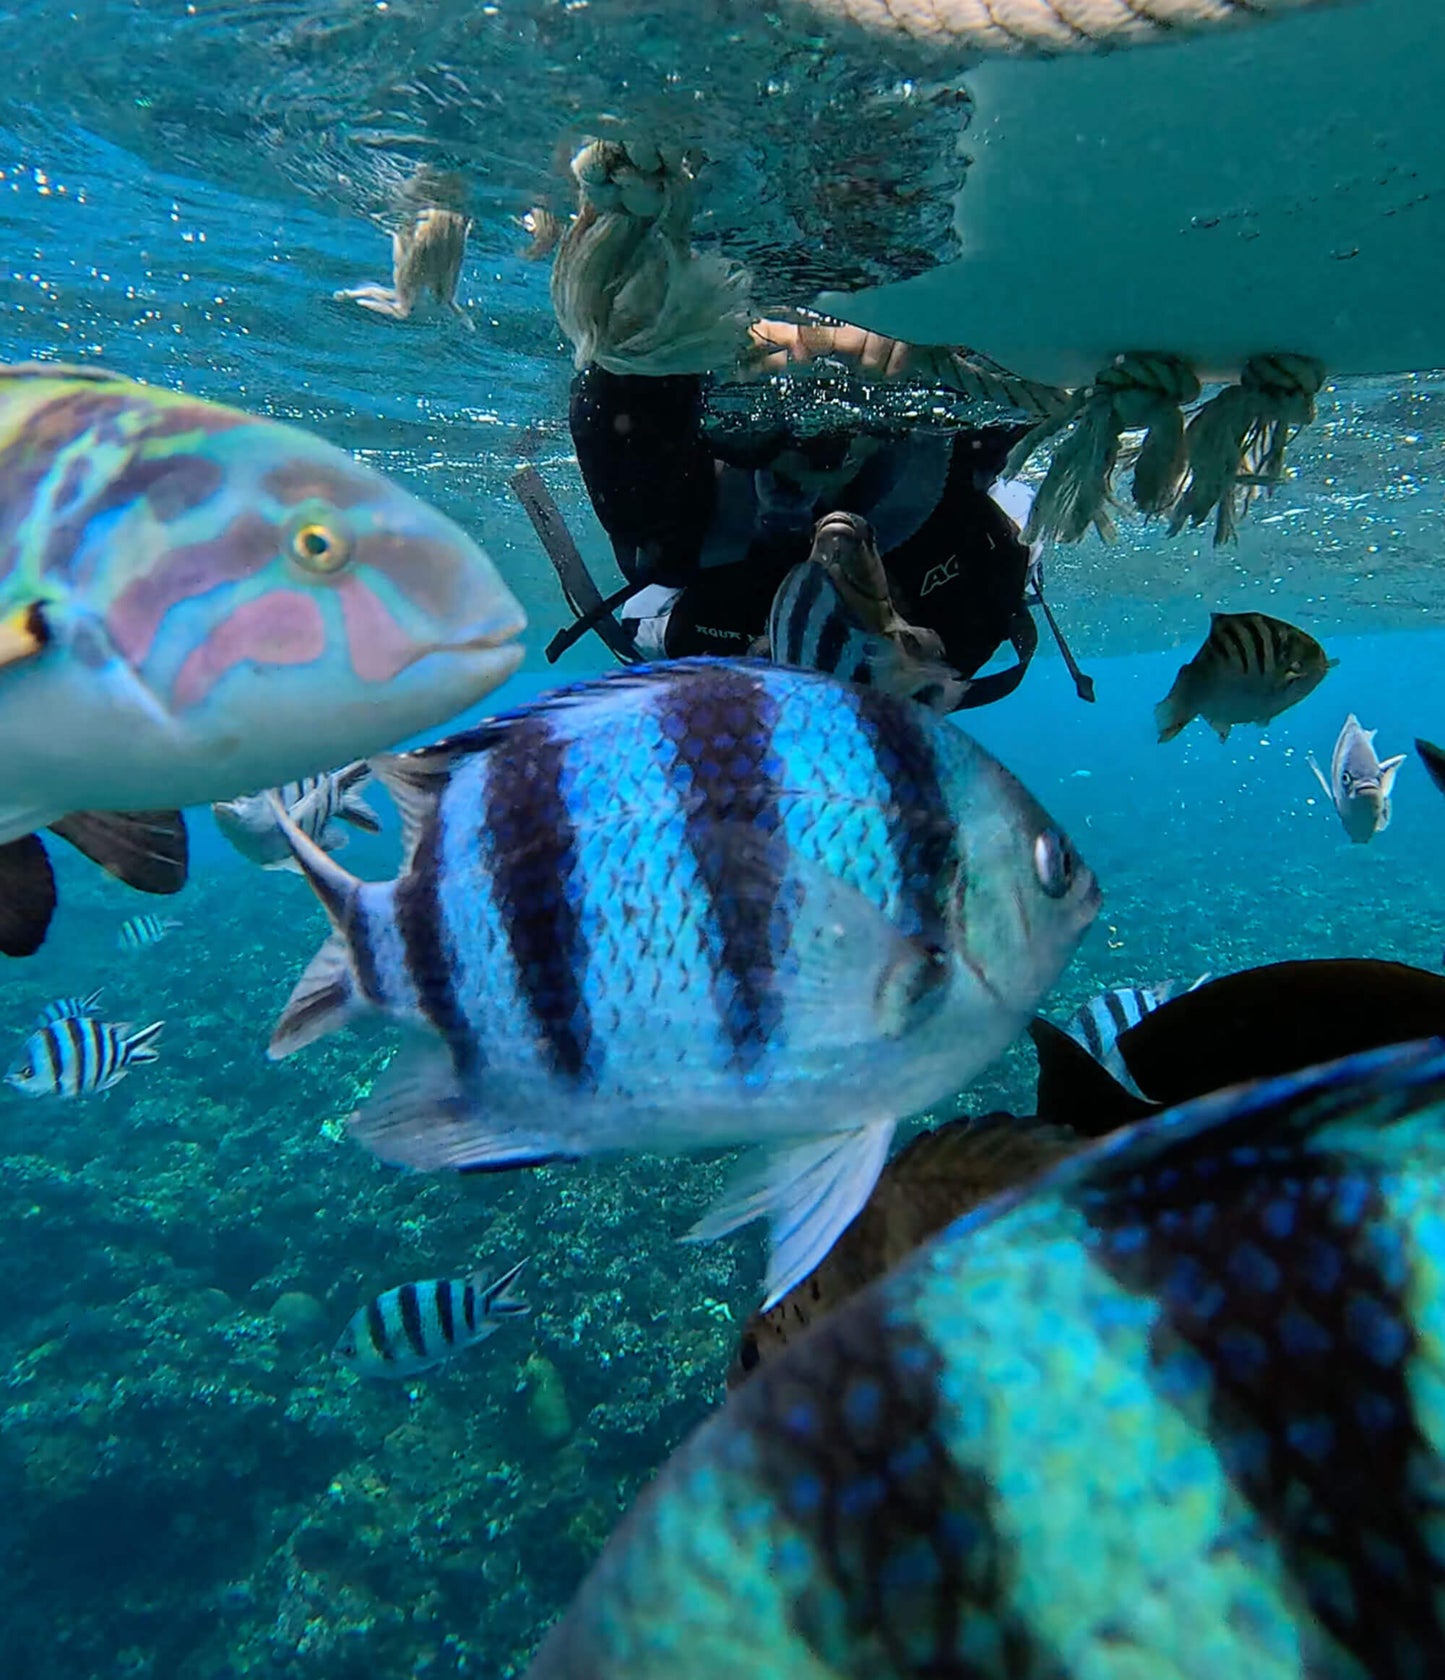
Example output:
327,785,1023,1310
268,932,358,1058
1377,756,1406,798
0,834,57,957
347,1041,574,1173
369,753,450,868
46,809,188,894
0,603,49,670
1306,754,1334,801
695,824,952,1049
687,1122,897,1311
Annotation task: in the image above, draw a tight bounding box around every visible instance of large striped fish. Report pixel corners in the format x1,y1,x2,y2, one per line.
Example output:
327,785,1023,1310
1156,611,1336,743
333,1258,529,1380
767,512,969,712
5,1017,162,1098
0,362,526,955
268,659,1100,1309
212,762,381,871
523,1037,1445,1680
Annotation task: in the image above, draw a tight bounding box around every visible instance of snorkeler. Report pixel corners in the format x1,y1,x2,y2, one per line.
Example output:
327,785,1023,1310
524,138,1088,710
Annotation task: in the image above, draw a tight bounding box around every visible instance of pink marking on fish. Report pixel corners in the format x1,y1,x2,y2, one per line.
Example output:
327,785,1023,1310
171,590,326,710
336,574,424,684
106,512,279,666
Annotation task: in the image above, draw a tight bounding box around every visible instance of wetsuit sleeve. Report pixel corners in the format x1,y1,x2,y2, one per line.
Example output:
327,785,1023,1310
568,367,719,589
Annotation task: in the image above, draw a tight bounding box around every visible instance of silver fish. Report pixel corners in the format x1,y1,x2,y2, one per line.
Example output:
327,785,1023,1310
767,515,969,713
1156,611,1336,743
1062,975,1209,1096
212,763,381,872
267,659,1100,1311
1309,714,1405,844
334,1258,529,1380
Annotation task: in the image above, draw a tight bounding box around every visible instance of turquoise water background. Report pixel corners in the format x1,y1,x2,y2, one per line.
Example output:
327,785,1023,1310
3,53,1445,1680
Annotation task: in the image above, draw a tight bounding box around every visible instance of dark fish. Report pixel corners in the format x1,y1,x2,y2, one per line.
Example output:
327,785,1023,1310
0,808,187,957
266,658,1099,1311
524,1038,1445,1680
1033,957,1445,1133
1416,737,1445,799
728,1114,1080,1389
1155,611,1335,742
767,513,969,712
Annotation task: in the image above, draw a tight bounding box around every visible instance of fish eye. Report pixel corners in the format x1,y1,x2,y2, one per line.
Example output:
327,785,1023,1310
287,517,352,575
1033,829,1077,899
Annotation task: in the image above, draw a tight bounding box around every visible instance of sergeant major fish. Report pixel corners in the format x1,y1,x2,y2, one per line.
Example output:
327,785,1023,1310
6,1017,162,1097
1155,610,1335,743
1062,976,1209,1096
267,659,1100,1311
523,1038,1445,1680
117,913,181,951
0,362,525,955
212,763,380,872
1308,713,1404,843
766,513,969,713
333,1257,529,1380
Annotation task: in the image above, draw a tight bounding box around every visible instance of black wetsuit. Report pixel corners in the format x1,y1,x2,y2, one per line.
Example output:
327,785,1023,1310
569,367,1038,704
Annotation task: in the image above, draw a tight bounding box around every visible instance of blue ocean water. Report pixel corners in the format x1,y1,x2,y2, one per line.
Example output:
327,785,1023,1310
1,11,1443,1679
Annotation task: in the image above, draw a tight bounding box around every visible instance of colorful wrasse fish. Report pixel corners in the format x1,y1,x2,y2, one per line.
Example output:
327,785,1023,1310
766,513,970,713
1308,713,1404,844
117,913,181,951
6,1017,162,1097
524,1038,1445,1680
268,659,1099,1310
333,1257,529,1380
34,987,103,1027
212,762,380,872
1155,611,1335,743
0,362,526,953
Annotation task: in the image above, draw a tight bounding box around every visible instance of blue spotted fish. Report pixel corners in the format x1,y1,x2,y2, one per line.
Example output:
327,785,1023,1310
267,659,1100,1309
523,1037,1445,1680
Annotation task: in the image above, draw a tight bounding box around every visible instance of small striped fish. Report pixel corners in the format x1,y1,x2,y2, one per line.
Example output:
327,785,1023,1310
267,658,1099,1311
1156,611,1336,743
5,1017,163,1098
117,914,181,951
34,987,104,1027
334,1259,530,1379
212,762,380,872
1063,976,1209,1095
767,513,968,712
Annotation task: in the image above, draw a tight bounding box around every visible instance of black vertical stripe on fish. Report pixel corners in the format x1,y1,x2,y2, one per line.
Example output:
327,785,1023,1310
1079,1136,1445,1674
741,1291,1058,1674
463,1281,477,1334
849,687,957,952
1239,613,1271,674
60,1014,86,1092
1103,990,1136,1040
1265,614,1290,670
782,562,827,665
394,812,475,1074
435,1278,455,1347
348,902,383,1007
657,666,787,1072
397,1283,429,1360
483,715,593,1086
365,1296,392,1362
813,597,851,681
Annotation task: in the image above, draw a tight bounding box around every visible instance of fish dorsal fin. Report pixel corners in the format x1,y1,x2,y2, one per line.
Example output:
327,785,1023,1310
368,753,452,870
1028,1016,1156,1138
474,1257,530,1319
265,792,361,931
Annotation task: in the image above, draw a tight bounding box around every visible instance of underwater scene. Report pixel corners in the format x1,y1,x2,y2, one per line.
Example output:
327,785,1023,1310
2,1,1444,1676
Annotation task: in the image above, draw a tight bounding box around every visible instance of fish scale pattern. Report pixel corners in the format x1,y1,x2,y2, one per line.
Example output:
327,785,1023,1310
1082,1140,1445,1675
740,1294,1052,1677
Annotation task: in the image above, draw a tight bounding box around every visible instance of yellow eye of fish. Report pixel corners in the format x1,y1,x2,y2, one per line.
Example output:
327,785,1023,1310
289,520,352,574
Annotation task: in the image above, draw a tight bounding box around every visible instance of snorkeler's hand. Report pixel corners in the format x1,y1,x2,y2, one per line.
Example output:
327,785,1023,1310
745,319,922,379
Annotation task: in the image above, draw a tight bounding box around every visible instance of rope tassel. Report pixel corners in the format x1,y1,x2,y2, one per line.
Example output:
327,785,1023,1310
1168,352,1327,545
1002,352,1201,545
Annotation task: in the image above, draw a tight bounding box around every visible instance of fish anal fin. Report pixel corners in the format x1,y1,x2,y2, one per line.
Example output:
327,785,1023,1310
0,835,57,957
47,809,188,894
687,1122,897,1311
266,793,361,930
268,933,357,1059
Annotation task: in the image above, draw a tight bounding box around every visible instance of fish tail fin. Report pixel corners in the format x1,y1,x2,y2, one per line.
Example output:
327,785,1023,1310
269,934,358,1059
1154,671,1194,743
335,762,383,833
0,834,56,957
687,1122,896,1311
475,1257,530,1321
123,1020,164,1063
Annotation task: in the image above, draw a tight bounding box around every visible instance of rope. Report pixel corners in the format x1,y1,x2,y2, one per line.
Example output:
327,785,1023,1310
1002,351,1201,544
1167,352,1327,545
